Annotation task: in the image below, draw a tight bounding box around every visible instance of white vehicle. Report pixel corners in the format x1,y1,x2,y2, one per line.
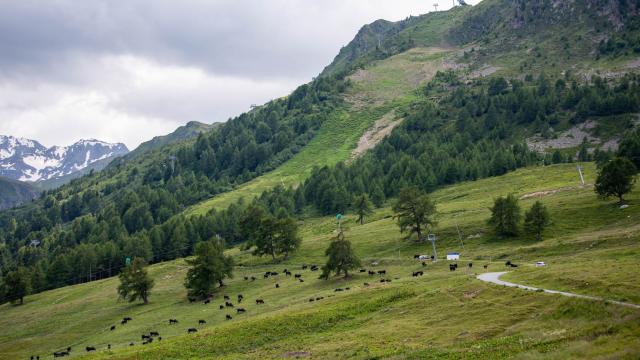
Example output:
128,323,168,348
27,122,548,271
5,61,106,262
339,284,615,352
418,255,430,260
535,261,546,267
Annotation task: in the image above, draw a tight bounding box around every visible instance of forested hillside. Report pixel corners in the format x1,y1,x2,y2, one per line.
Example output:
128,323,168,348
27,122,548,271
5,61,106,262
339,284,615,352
1,0,639,303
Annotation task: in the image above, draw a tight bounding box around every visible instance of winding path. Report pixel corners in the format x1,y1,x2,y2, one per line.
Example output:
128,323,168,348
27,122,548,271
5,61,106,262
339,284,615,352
477,272,640,309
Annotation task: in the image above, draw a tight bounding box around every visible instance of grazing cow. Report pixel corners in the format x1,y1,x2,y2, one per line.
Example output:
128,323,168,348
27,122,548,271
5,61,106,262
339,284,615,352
150,331,160,337
468,262,473,268
295,273,302,278
86,347,96,352
377,270,386,275
225,301,234,308
299,278,304,283
264,273,270,279
219,304,225,310
198,320,206,325
380,279,386,283
412,271,424,277
310,266,319,271
110,325,116,331
271,271,279,276
169,319,179,324
129,343,135,346
237,294,244,300
142,335,151,341
276,283,280,288
187,328,197,333
251,276,256,281
120,319,128,325
53,351,69,358
223,295,230,300
302,265,308,270
449,264,456,271
510,263,518,268
309,298,315,302
256,299,264,304
158,337,162,341
203,299,210,304
226,314,233,320
414,254,421,259
505,261,512,267
236,308,246,314
359,269,367,273
108,344,111,350
188,297,197,303
364,282,370,286
368,270,375,276
335,288,344,292
345,287,350,290
316,297,324,300
285,270,292,276
244,276,249,280
124,317,132,321
484,264,489,269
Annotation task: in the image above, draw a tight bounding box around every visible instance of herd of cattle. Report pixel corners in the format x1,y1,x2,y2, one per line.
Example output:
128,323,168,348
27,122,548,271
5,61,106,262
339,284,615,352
38,257,519,358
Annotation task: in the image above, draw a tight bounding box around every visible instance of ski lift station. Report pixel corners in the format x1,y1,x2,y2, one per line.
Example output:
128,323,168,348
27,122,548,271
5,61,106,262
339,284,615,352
446,252,460,260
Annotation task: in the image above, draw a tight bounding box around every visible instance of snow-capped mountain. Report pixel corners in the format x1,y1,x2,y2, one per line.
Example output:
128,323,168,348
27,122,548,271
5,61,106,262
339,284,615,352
0,135,129,182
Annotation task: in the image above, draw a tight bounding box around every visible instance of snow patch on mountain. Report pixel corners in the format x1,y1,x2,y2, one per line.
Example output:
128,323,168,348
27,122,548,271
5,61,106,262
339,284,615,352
0,135,129,182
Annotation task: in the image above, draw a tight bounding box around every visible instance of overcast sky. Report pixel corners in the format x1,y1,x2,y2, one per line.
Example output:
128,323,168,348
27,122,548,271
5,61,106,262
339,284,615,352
0,0,480,149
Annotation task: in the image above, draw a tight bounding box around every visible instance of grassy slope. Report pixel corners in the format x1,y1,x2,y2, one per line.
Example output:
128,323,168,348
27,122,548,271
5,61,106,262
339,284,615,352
186,47,451,217
2,164,639,359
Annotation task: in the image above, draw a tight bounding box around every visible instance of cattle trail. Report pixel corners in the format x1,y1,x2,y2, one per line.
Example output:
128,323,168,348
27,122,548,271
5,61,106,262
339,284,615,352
477,272,640,309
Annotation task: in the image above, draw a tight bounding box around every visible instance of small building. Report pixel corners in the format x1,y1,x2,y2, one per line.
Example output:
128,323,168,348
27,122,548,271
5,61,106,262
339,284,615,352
446,252,460,261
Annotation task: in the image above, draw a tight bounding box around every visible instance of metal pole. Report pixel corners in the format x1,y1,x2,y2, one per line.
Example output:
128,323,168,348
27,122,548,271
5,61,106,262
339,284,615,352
577,165,585,185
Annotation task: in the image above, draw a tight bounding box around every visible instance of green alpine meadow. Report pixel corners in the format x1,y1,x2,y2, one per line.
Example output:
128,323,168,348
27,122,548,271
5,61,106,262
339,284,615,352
0,1,639,359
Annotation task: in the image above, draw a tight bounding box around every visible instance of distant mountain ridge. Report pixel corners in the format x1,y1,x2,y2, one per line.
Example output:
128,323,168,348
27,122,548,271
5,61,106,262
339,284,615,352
126,121,219,159
0,135,128,182
0,176,40,210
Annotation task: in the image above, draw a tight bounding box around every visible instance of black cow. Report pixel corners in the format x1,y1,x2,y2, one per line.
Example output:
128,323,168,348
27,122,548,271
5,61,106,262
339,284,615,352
510,263,519,268
187,328,197,333
188,297,197,303
377,270,386,275
236,308,246,314
223,295,230,300
505,261,512,267
256,299,264,304
226,314,233,320
468,262,473,268
299,278,304,283
142,334,151,341
225,301,234,308
484,264,489,269
359,269,367,273
244,276,249,280
169,319,179,324
110,325,116,331
86,347,96,352
123,317,132,321
294,274,302,278
219,304,225,310
309,298,315,302
422,262,427,267
271,271,279,276
198,320,206,325
414,254,421,259
302,265,308,270
368,270,375,276
335,288,344,292
364,282,370,286
53,351,69,358
203,299,210,304
250,276,256,281
120,319,128,325
275,283,280,288
449,264,457,271
150,331,160,337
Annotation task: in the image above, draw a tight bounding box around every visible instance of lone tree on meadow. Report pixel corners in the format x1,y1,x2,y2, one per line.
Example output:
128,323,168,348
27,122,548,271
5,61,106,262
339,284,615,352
3,267,30,305
353,193,373,225
392,186,437,242
184,238,234,299
117,257,154,304
240,205,301,261
320,232,361,279
595,157,637,204
488,194,521,237
524,201,550,241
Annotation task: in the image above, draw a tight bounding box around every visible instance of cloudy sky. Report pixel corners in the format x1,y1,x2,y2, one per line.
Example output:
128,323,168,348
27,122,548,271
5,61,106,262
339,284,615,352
0,0,480,150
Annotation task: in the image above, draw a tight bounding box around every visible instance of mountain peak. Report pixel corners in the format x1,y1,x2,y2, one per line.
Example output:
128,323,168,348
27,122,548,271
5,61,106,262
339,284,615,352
0,135,129,182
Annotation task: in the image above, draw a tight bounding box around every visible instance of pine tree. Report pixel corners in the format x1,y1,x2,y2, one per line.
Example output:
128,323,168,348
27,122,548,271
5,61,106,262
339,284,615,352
320,232,361,279
353,194,373,225
392,186,437,242
3,267,30,304
578,137,591,162
488,194,521,237
184,239,234,299
595,157,637,204
117,257,154,304
524,201,550,241
370,183,385,208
